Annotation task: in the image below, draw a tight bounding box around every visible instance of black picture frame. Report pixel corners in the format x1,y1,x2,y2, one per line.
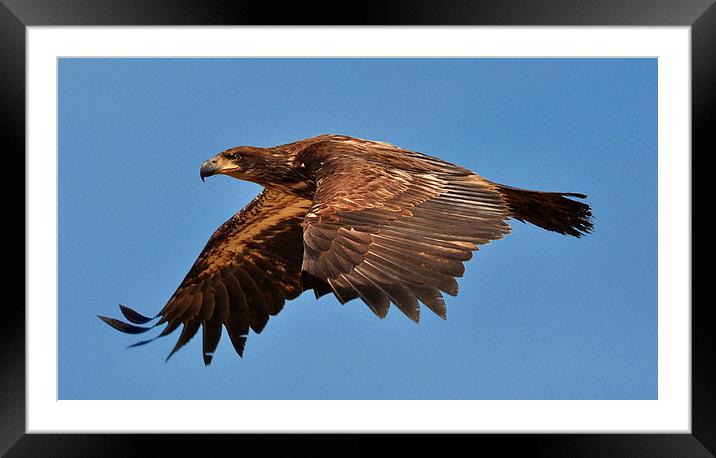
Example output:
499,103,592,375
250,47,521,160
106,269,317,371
5,1,712,456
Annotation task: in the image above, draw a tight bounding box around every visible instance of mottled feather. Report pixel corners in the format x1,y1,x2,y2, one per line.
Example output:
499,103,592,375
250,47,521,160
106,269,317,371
100,189,311,364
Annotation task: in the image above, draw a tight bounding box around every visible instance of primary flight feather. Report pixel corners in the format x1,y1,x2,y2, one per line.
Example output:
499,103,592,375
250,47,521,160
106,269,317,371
99,134,593,365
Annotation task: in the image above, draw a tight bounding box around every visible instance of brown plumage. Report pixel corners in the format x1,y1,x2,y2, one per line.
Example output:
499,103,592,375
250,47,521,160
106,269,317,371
99,134,593,364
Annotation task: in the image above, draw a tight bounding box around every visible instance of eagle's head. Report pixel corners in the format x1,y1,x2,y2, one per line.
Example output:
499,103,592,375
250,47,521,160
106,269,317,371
200,146,309,195
200,146,277,183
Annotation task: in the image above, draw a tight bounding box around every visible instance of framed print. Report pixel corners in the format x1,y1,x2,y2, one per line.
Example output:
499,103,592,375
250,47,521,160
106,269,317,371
6,0,712,456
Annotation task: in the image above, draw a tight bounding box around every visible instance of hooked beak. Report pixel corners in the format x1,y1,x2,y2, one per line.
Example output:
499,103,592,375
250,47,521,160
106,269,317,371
200,158,220,182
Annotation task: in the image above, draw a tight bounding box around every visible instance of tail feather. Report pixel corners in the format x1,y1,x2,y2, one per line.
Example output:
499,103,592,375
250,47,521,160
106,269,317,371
495,184,593,237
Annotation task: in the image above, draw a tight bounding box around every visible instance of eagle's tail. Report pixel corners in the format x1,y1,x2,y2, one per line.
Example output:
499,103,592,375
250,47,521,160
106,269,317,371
495,184,593,238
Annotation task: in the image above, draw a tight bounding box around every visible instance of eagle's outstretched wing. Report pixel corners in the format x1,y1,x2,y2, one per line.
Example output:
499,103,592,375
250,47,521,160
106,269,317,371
301,145,513,322
99,189,312,364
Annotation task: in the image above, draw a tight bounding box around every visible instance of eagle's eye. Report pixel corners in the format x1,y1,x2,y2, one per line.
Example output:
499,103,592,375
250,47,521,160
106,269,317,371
226,152,240,161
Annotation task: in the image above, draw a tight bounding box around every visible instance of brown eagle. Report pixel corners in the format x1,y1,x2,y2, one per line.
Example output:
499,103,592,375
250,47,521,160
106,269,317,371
99,134,593,365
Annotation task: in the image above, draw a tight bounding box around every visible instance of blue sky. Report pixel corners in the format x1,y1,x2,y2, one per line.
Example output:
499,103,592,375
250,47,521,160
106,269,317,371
58,58,657,400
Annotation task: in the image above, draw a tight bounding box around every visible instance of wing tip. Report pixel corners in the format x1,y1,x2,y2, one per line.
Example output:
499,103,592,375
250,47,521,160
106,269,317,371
118,303,156,324
98,314,153,334
165,347,180,363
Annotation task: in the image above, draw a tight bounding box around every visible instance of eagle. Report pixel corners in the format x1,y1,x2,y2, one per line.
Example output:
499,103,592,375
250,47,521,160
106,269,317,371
99,134,593,365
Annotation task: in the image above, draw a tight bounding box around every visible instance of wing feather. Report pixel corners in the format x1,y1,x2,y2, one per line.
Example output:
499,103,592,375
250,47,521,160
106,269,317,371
301,141,512,320
100,189,312,364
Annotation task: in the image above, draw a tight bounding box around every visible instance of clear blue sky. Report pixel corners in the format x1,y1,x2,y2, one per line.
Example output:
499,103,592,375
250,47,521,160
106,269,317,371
58,58,657,400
